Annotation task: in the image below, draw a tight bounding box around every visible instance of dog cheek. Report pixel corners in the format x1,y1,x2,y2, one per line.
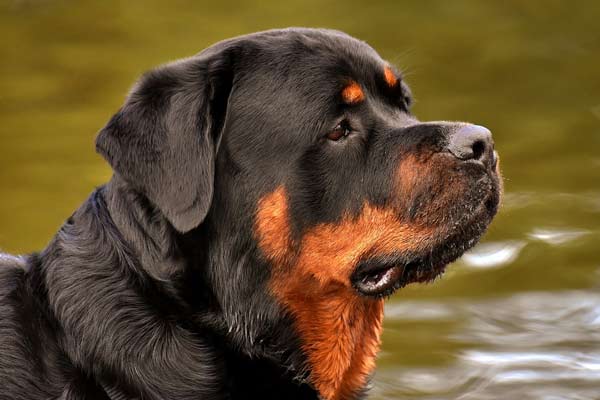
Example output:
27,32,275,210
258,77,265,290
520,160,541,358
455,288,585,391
255,187,433,286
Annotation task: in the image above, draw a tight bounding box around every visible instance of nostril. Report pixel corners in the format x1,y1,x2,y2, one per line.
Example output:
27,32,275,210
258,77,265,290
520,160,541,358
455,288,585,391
472,140,486,161
447,124,493,162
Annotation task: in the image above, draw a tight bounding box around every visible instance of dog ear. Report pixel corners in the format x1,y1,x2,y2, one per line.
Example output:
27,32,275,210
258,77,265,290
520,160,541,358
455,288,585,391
96,48,235,233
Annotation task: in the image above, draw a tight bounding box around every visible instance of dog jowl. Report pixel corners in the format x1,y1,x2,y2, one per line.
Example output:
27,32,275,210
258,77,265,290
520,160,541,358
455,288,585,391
0,28,502,400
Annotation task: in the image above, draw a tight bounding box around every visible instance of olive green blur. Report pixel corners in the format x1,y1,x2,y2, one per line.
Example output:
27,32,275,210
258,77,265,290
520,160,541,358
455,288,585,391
1,1,599,398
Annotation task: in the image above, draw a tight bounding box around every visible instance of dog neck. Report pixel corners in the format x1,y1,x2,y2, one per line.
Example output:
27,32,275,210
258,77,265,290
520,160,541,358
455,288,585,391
103,174,187,281
40,177,320,397
38,178,226,398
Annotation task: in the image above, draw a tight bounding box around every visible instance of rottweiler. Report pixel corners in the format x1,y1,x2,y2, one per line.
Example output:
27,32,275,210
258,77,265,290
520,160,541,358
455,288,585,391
0,28,502,400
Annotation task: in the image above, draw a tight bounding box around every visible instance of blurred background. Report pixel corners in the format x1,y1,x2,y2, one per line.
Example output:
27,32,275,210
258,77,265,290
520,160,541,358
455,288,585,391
1,1,599,398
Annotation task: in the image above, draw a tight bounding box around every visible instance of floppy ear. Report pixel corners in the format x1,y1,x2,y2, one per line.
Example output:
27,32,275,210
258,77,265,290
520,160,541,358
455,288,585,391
96,49,234,232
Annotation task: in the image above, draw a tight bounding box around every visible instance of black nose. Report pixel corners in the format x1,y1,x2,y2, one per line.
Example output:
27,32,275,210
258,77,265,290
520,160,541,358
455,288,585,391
447,124,494,164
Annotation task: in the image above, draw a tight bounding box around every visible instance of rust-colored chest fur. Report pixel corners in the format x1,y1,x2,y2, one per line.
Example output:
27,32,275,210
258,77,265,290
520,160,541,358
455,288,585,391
255,187,384,399
255,187,431,399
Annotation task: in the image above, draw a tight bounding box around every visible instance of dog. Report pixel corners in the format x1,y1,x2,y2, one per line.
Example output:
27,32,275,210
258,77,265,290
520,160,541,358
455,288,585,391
0,28,502,400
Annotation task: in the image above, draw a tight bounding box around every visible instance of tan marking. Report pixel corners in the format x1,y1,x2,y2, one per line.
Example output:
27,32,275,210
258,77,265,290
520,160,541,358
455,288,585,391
255,187,433,400
341,81,365,104
255,187,293,260
384,66,398,87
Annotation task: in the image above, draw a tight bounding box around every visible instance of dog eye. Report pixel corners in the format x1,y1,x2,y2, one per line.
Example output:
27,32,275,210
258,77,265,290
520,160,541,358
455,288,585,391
327,121,351,141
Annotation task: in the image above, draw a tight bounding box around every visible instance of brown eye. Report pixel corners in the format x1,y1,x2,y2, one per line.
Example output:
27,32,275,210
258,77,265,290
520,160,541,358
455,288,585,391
327,121,351,141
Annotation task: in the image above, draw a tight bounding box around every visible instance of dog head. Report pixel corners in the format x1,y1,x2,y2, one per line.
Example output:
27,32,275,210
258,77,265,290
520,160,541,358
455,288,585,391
96,28,502,400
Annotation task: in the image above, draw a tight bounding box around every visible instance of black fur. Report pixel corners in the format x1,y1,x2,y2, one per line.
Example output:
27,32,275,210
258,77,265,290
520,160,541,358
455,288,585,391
0,28,501,399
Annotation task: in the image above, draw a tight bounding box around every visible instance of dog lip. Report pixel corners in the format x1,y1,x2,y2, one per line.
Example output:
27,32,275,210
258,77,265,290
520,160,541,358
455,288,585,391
351,257,437,297
351,263,405,297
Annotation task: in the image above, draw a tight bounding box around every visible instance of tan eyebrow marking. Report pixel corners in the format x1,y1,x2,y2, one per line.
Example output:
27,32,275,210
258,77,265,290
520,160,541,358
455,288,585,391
384,66,398,87
341,81,365,104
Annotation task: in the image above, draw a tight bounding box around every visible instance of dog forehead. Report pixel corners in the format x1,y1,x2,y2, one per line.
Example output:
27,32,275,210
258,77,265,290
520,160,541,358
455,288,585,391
234,29,385,85
255,28,381,59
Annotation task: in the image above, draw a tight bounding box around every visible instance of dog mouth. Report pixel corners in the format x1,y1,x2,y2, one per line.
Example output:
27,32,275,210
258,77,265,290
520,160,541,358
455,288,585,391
351,263,406,296
351,259,445,298
351,255,452,298
351,189,500,298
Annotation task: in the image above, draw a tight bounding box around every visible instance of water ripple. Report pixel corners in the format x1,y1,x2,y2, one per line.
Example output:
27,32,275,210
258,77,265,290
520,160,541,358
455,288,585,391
375,291,600,399
461,240,526,269
528,228,590,245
